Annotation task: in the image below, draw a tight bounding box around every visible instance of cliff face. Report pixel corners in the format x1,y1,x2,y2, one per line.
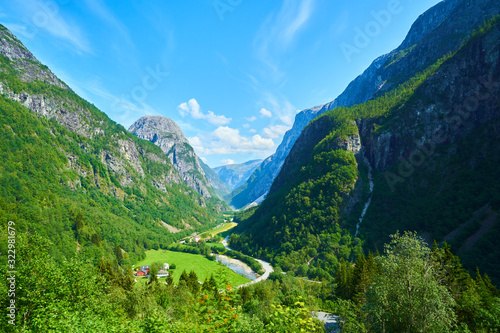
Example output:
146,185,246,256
129,116,214,199
229,0,500,209
199,159,231,198
361,26,500,173
355,23,500,282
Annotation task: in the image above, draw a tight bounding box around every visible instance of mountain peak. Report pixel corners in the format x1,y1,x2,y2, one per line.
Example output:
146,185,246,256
129,116,187,143
0,24,68,89
129,115,215,199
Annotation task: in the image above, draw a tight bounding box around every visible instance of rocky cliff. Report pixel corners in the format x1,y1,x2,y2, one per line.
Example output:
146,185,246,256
213,160,262,192
229,0,500,209
199,159,231,199
129,116,215,199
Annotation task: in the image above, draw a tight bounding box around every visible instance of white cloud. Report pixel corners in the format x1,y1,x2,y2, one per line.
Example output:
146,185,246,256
188,136,203,148
242,123,250,128
249,129,257,133
280,115,293,126
245,116,257,122
200,156,208,163
259,108,272,118
213,126,243,148
221,159,235,165
262,124,291,139
283,0,314,44
251,134,275,149
190,126,275,156
178,98,231,126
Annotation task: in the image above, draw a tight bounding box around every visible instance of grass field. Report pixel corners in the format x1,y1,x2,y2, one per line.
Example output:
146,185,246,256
199,222,237,239
134,249,250,286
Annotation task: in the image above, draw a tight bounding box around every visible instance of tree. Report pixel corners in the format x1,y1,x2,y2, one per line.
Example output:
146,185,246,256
188,270,200,294
147,262,163,285
364,231,456,332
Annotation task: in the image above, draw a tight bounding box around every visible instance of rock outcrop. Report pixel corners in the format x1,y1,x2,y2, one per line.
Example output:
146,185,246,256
129,116,214,198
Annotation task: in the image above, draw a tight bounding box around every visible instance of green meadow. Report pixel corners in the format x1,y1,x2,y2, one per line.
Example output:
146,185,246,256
199,222,238,239
134,249,250,286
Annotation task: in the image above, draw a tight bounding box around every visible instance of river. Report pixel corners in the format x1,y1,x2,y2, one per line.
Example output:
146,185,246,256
216,254,257,280
220,236,274,288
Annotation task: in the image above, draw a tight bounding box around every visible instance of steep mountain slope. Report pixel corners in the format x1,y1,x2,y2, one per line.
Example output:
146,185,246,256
199,158,231,199
129,116,224,205
229,0,500,209
0,25,223,265
232,16,500,283
213,159,262,192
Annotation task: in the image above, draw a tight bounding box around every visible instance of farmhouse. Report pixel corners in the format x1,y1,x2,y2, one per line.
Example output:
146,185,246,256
157,269,169,278
135,264,170,277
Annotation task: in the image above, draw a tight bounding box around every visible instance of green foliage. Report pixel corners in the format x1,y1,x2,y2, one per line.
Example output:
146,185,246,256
333,232,500,333
0,59,225,270
266,297,324,332
231,54,452,282
364,232,457,332
0,233,133,331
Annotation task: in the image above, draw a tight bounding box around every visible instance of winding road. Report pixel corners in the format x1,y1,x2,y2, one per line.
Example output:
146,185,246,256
223,237,338,330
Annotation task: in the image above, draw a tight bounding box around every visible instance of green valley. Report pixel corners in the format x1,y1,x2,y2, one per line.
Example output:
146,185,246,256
1,1,500,332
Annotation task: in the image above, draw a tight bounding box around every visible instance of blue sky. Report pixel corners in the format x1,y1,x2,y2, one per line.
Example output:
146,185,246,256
1,0,441,167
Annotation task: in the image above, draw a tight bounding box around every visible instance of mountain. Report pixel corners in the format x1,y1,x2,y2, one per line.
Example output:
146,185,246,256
128,116,223,205
229,0,500,209
0,24,224,265
198,158,231,198
213,160,262,192
231,6,500,283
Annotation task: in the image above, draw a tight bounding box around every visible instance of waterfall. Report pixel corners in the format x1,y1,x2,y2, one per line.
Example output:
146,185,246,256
355,159,374,239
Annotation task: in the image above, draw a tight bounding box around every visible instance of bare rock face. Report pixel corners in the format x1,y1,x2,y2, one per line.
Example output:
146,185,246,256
129,116,213,198
0,26,68,89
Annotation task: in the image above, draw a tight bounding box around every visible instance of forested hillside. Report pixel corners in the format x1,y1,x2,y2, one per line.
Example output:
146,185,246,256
227,0,500,210
232,17,500,284
0,24,225,267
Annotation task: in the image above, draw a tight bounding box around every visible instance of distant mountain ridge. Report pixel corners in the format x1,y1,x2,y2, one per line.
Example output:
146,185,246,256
229,0,500,209
213,160,262,192
199,158,231,199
